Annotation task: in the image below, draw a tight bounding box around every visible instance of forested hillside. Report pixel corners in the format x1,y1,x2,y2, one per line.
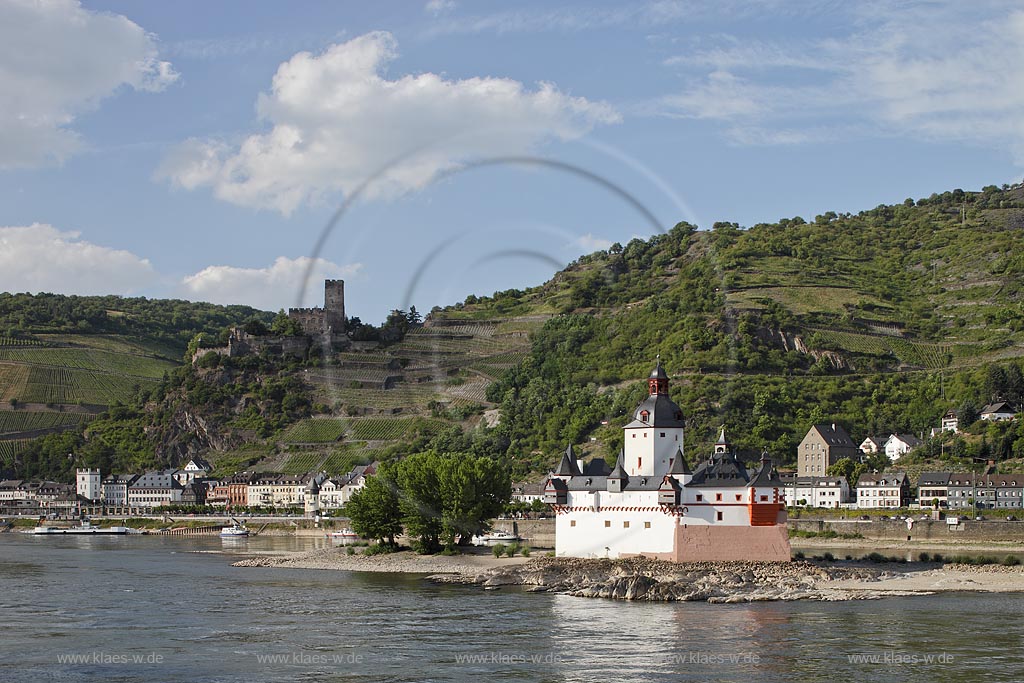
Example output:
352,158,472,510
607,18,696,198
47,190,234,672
8,182,1024,482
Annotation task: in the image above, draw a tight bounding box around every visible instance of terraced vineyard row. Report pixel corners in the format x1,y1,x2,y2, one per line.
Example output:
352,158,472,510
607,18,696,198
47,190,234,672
0,364,29,402
322,445,372,476
0,348,175,378
280,418,347,443
807,329,953,369
0,439,30,465
281,451,329,475
0,336,46,347
0,410,88,434
19,366,154,405
347,417,447,441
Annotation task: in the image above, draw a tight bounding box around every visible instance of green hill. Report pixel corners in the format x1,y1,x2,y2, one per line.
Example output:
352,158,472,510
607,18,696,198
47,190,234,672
8,182,1024,481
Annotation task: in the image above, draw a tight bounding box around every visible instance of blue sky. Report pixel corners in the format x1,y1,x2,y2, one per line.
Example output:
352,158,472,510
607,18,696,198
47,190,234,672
1,0,1022,322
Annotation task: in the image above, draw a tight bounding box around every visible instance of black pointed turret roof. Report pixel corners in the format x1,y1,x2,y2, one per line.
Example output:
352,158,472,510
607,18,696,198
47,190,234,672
669,447,691,475
608,457,628,480
554,445,582,476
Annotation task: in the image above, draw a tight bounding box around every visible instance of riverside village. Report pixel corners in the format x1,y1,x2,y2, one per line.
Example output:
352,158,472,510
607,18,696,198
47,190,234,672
5,303,1024,568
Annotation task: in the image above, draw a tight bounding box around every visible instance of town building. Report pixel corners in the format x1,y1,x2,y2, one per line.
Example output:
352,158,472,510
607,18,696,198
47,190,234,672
980,402,1016,422
947,473,1024,510
544,362,790,562
797,423,860,476
76,468,101,502
917,472,951,508
855,472,910,509
174,458,211,486
100,473,139,508
783,476,850,508
511,481,546,504
941,410,960,433
884,433,922,461
128,470,184,509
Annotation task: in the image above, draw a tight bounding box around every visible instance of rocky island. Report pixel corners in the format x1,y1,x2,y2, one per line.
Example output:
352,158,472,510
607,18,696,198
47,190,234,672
232,549,1024,602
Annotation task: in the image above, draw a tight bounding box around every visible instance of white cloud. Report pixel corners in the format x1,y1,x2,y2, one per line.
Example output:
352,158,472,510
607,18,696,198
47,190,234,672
425,0,456,16
574,233,615,252
0,224,157,295
658,3,1024,160
159,31,619,214
180,257,362,310
0,0,178,168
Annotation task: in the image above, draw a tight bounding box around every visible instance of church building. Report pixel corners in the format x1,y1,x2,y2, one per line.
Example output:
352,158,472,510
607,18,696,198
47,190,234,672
543,361,791,562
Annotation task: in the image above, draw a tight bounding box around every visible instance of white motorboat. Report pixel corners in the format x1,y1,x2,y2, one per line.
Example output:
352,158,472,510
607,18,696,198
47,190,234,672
219,524,250,538
470,530,520,546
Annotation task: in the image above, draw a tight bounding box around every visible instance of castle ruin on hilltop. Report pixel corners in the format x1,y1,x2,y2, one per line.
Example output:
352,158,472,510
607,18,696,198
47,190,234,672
288,279,346,337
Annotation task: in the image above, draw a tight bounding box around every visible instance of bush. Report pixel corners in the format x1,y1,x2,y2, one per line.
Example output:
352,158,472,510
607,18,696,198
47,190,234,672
1002,555,1021,566
521,546,531,558
492,543,506,558
793,551,805,560
918,552,931,563
821,552,835,562
346,546,355,556
506,542,520,557
363,542,397,556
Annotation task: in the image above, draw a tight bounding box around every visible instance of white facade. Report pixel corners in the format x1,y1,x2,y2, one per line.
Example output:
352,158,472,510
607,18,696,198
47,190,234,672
859,437,881,454
784,477,850,508
76,468,101,501
856,473,909,509
884,434,920,461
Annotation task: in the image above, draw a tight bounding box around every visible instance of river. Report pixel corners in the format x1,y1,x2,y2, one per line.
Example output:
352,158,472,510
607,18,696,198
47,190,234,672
1,533,1022,682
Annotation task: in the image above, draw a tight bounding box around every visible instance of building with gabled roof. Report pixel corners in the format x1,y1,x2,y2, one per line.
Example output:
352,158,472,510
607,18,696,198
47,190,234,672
884,433,922,461
981,402,1016,422
798,423,860,477
544,362,790,562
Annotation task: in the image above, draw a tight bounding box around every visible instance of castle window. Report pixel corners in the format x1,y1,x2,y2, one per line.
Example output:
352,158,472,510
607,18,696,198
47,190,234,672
623,521,630,529
760,495,768,502
716,493,722,502
696,494,703,502
644,522,651,529
716,511,723,521
660,432,666,438
570,521,576,527
604,520,611,528
637,458,642,470
735,494,742,501
640,410,649,421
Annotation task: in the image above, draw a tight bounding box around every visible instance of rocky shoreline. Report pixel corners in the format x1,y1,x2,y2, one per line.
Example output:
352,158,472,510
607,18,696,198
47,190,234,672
430,557,904,602
232,548,1024,602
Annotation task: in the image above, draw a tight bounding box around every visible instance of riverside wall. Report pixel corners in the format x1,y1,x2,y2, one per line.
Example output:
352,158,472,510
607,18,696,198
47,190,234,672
493,519,556,548
789,518,1024,542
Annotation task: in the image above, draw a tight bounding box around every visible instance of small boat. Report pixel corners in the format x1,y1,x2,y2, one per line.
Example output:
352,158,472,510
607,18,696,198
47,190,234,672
329,528,359,540
470,530,520,546
220,524,249,538
28,521,137,535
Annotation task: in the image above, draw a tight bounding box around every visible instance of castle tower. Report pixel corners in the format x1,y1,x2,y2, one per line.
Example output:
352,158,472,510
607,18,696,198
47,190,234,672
324,280,346,333
77,468,101,502
623,360,685,478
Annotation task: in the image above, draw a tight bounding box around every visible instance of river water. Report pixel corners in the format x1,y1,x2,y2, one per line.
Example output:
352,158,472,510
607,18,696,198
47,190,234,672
1,533,1022,683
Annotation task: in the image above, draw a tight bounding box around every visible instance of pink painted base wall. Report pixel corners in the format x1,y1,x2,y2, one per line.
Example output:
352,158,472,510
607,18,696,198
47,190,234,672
674,524,792,562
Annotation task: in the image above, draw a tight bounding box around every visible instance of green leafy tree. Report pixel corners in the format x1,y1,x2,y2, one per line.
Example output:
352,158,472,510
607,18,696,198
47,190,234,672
346,470,402,548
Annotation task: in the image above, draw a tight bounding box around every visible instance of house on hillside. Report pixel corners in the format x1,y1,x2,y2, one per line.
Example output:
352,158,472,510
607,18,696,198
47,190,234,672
797,423,860,476
941,410,960,433
884,433,922,461
859,436,883,455
856,472,910,509
981,402,1016,422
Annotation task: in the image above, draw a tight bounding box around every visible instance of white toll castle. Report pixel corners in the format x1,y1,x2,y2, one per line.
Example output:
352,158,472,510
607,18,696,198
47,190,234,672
543,361,791,562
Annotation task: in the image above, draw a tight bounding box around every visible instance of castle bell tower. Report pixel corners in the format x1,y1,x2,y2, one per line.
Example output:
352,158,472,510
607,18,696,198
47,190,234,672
624,358,685,479
324,280,346,334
